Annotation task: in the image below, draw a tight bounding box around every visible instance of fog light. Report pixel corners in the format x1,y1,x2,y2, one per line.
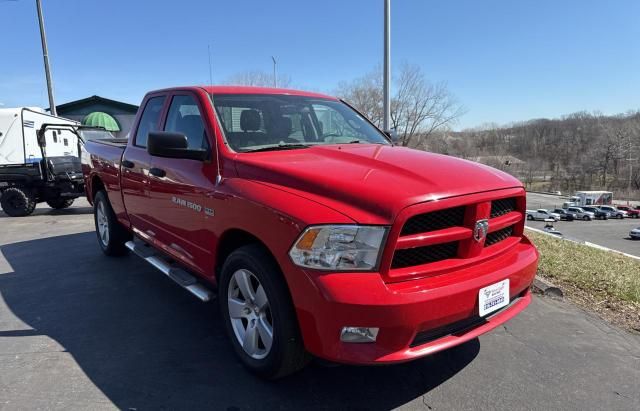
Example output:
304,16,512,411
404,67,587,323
340,327,379,343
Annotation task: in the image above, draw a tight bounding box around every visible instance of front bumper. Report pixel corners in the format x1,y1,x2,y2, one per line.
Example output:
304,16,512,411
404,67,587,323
291,236,538,364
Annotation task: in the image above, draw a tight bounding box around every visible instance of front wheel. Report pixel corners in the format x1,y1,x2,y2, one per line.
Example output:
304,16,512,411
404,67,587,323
93,191,131,256
617,214,624,219
583,215,590,221
219,244,309,379
46,197,75,209
0,187,36,217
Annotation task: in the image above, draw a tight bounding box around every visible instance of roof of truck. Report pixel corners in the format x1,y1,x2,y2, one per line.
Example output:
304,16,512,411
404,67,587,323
152,86,338,100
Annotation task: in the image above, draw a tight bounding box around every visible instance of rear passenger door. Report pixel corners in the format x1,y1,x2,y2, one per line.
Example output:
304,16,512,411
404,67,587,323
146,92,218,274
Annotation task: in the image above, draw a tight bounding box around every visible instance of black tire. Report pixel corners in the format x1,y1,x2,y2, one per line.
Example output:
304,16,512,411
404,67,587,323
93,191,131,256
527,214,533,221
617,214,623,219
0,187,36,217
583,215,590,221
218,244,309,379
46,197,75,209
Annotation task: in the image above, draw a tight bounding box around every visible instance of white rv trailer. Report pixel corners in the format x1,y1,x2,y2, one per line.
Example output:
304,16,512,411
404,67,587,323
0,107,80,165
0,108,88,216
573,191,613,206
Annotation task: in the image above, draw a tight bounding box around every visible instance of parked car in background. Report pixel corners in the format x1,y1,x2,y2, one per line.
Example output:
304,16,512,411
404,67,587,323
616,206,640,218
552,208,575,221
581,206,609,220
526,209,561,221
630,227,640,240
566,207,595,221
598,205,626,219
562,201,577,209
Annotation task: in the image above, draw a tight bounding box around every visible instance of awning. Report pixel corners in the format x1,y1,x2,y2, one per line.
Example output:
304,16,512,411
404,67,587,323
82,111,120,132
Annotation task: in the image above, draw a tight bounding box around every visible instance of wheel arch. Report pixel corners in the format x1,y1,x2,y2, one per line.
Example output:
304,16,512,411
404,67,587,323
215,228,278,280
90,175,105,204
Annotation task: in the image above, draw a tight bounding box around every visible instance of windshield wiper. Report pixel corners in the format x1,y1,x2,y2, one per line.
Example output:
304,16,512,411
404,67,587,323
243,143,311,153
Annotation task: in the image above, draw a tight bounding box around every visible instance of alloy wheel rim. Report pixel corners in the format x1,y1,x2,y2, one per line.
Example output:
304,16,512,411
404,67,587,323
227,269,273,360
96,202,109,246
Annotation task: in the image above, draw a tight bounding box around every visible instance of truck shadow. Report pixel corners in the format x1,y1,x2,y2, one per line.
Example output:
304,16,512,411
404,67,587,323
0,233,479,410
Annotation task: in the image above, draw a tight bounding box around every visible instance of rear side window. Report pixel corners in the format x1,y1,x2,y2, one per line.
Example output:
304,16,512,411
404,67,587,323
164,95,208,150
135,96,165,147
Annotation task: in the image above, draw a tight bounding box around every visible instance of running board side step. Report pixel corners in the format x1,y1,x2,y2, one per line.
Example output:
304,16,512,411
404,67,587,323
125,241,214,302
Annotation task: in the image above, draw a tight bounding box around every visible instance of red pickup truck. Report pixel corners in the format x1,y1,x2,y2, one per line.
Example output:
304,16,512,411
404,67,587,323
616,205,640,218
82,86,538,379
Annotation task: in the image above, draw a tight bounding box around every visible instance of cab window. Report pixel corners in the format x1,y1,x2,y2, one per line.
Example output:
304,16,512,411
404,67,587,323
134,96,165,148
164,95,208,150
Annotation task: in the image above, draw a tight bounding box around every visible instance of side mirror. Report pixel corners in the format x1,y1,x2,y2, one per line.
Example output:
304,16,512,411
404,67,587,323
384,129,400,143
147,131,208,161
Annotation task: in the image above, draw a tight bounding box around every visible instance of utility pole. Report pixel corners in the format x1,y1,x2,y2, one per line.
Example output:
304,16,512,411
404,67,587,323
271,56,277,88
627,133,637,198
383,0,391,131
35,0,56,115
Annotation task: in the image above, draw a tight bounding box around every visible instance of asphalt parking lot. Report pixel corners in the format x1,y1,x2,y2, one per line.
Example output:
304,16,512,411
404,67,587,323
526,193,640,257
1,200,639,410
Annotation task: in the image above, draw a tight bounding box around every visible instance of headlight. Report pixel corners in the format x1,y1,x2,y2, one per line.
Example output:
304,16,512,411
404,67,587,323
289,225,388,271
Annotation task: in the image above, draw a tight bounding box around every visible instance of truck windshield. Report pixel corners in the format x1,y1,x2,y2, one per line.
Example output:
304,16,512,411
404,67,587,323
210,94,391,152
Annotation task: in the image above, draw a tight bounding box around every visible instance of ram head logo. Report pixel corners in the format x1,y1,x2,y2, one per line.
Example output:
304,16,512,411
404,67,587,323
474,219,489,242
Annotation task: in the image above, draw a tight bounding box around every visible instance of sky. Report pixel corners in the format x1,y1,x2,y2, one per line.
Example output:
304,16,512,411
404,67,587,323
1,0,639,129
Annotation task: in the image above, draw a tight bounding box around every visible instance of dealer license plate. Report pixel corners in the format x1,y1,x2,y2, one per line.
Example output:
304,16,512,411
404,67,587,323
479,279,509,317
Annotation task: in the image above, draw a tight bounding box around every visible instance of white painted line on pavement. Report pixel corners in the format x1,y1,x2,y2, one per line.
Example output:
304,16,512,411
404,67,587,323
525,226,640,261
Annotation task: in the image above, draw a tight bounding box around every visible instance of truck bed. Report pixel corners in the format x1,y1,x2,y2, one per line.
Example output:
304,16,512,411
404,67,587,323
82,139,127,210
87,138,129,148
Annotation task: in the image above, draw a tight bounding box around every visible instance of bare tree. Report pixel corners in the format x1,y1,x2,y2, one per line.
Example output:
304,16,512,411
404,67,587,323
336,71,384,128
336,63,465,147
391,64,466,147
224,70,292,88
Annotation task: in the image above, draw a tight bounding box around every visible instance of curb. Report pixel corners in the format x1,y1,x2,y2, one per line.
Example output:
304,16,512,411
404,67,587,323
532,277,563,299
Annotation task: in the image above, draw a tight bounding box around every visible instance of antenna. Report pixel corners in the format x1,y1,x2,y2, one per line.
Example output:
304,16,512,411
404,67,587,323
207,44,213,87
207,44,223,186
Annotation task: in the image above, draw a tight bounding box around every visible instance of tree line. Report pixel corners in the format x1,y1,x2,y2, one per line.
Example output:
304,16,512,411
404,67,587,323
434,112,640,197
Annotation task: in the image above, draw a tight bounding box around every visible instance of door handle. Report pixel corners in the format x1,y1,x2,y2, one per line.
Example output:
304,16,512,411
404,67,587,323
149,167,166,178
121,160,135,169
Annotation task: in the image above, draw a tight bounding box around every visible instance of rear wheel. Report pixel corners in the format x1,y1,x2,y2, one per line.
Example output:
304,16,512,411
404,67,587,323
46,197,75,209
93,191,131,256
527,214,534,221
219,244,309,379
0,187,36,217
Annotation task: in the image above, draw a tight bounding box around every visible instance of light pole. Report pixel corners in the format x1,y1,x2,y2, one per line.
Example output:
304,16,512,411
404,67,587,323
35,0,56,115
271,56,277,88
627,133,637,198
383,0,391,131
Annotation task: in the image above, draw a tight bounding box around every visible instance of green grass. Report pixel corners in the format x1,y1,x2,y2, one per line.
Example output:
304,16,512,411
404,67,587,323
526,229,640,304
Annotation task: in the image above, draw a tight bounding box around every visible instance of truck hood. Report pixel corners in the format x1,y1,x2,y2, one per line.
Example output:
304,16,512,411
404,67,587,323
233,144,522,224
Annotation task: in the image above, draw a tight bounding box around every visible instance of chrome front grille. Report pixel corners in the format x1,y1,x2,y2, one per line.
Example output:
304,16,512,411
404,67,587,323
390,196,522,270
401,206,465,236
485,225,514,247
391,242,459,269
490,197,517,218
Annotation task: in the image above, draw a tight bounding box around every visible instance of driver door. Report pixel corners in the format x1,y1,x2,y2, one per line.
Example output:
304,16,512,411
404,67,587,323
146,92,218,275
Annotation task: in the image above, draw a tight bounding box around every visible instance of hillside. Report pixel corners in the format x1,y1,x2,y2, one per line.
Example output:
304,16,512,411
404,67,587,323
426,111,640,199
